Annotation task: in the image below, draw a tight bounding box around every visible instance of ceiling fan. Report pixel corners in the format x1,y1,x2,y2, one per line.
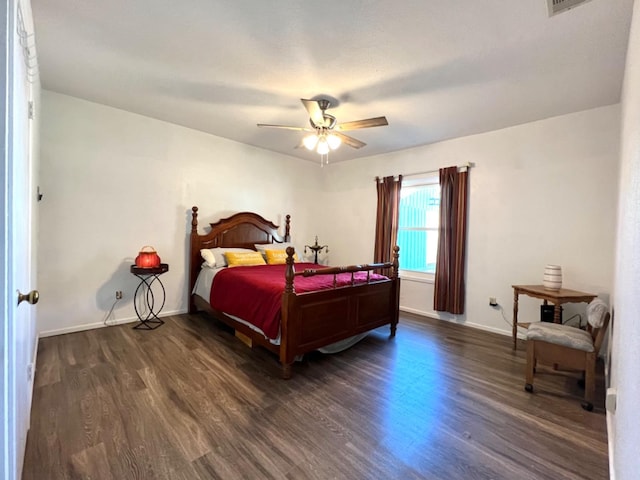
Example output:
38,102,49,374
257,98,388,161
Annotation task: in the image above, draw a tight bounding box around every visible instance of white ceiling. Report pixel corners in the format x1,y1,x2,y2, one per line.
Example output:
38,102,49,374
31,0,633,163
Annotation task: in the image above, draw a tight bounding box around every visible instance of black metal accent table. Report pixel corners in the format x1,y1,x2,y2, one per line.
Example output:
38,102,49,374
130,263,169,330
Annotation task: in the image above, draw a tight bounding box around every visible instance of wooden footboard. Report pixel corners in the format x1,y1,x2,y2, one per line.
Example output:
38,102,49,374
189,207,400,379
280,246,400,378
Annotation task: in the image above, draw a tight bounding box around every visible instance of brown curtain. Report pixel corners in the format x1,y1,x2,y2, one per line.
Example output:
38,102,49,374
434,166,469,314
374,175,402,276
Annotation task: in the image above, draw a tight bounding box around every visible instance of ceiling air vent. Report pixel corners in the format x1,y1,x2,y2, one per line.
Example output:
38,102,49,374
547,0,592,16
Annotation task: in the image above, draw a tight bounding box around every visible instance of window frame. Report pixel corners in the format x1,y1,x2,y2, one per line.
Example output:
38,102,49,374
397,173,440,282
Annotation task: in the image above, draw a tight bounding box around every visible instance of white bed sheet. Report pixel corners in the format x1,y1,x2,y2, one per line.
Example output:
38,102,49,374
193,266,368,353
193,266,281,345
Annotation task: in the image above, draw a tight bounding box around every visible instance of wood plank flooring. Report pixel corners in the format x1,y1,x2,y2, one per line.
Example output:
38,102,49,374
23,313,608,479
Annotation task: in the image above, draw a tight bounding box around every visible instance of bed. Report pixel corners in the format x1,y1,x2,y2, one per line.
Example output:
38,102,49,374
188,206,400,378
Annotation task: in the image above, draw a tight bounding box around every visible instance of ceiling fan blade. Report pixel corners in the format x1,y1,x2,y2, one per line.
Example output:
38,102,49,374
257,123,311,132
333,131,366,149
301,99,325,126
336,116,388,131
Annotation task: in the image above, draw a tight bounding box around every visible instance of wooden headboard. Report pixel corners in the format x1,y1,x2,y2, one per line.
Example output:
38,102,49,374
189,206,291,311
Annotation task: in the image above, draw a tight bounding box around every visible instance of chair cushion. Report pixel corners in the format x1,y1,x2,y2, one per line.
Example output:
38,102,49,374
526,322,595,352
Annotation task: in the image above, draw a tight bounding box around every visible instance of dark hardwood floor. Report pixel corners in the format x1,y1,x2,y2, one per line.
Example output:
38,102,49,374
23,313,608,480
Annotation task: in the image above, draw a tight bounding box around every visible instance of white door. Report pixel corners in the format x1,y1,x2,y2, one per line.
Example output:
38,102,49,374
2,0,39,478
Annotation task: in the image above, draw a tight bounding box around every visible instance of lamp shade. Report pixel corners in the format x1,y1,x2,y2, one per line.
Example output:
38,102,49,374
316,137,330,155
303,134,319,150
135,246,161,268
327,134,341,150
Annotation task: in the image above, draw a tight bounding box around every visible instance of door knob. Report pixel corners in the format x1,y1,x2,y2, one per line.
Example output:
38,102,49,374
17,290,39,306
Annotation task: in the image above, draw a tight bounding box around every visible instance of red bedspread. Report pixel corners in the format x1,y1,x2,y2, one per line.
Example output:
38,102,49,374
209,263,387,339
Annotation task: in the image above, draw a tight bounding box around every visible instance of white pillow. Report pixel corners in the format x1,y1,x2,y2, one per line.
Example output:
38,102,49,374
201,247,254,268
200,249,217,268
254,242,301,260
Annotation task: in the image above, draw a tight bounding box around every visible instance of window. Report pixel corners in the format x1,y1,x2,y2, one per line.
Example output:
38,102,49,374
397,176,440,275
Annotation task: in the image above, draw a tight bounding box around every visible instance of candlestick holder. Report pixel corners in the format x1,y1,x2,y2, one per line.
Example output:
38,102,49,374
304,236,329,264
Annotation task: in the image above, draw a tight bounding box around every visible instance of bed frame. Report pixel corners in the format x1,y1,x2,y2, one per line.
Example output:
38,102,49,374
189,206,400,378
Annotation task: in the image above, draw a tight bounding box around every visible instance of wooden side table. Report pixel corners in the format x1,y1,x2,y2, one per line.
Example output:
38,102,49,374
130,263,169,330
511,284,596,350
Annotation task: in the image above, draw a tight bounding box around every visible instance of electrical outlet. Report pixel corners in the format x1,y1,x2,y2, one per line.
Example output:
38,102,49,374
116,291,123,300
489,297,498,307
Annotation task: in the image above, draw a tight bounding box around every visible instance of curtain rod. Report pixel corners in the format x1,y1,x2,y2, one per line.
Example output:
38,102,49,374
375,162,473,181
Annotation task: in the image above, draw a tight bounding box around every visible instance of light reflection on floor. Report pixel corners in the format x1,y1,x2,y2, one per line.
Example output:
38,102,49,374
378,329,445,464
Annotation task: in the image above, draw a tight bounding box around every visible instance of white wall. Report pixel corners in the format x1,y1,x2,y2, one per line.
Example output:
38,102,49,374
38,91,321,336
611,0,640,477
38,91,621,342
320,105,620,336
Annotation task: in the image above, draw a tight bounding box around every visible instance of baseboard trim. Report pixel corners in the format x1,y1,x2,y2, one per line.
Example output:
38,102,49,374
41,306,523,340
38,309,187,338
399,306,526,339
29,336,38,384
604,361,615,480
26,335,38,428
400,306,440,320
607,411,615,480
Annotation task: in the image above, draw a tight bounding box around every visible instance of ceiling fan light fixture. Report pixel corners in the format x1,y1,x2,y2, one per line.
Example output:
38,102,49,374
258,98,388,160
316,137,330,155
303,134,319,150
326,133,341,150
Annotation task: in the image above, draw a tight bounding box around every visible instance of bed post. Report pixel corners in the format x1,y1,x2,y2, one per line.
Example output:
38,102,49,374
280,246,296,379
284,247,295,294
189,206,199,314
284,214,291,242
390,245,400,337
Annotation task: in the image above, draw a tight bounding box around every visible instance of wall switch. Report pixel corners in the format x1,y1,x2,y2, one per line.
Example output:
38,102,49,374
489,297,498,307
116,291,123,300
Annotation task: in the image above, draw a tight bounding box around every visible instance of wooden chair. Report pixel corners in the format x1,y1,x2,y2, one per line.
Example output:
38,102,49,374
524,299,610,411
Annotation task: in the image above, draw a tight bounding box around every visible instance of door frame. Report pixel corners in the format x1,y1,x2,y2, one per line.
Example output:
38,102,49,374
1,0,14,476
